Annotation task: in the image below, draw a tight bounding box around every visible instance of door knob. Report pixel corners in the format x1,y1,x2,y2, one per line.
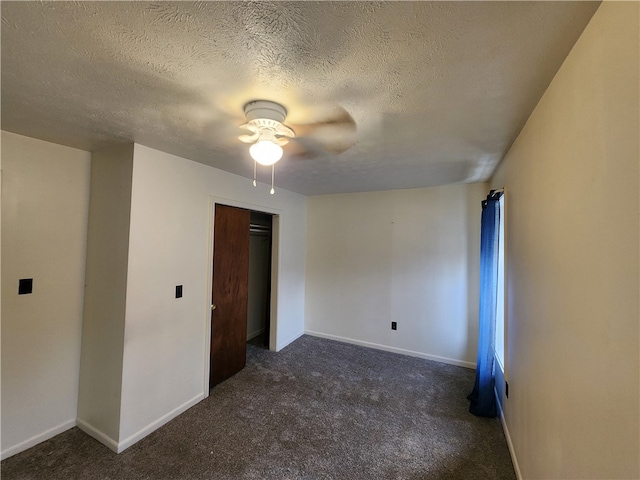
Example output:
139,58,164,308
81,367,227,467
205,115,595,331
211,304,217,311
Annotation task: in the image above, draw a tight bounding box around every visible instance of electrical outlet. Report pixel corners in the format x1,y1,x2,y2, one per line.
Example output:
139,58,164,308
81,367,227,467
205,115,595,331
391,321,397,330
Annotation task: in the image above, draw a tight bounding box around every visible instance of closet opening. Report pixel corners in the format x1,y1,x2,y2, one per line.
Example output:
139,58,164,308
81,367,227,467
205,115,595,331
247,211,273,350
209,204,276,390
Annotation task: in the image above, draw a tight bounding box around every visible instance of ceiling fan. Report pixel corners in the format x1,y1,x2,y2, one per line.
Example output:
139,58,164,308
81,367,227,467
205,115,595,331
238,100,356,194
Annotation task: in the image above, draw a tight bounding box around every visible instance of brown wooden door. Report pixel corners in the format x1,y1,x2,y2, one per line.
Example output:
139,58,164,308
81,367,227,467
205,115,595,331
210,204,250,388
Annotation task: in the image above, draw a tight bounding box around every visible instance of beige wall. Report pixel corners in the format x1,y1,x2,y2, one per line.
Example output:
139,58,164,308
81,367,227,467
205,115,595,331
1,132,91,459
491,2,639,478
305,183,486,367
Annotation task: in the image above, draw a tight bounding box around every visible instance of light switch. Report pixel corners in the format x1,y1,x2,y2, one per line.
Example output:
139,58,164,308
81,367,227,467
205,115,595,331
19,278,33,295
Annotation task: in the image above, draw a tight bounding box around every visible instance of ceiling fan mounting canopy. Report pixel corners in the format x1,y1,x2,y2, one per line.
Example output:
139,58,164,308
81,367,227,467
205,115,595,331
244,100,287,123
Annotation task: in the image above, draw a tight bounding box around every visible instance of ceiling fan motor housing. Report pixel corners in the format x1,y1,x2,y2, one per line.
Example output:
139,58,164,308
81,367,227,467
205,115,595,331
244,100,287,123
240,100,295,146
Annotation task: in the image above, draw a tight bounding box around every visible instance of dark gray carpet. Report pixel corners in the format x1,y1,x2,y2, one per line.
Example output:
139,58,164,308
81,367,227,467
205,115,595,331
1,335,516,479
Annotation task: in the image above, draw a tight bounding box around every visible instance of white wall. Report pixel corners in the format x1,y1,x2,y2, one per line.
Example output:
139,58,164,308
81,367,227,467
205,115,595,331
1,136,306,456
491,2,639,478
305,183,487,367
76,145,134,450
1,132,91,459
116,144,307,447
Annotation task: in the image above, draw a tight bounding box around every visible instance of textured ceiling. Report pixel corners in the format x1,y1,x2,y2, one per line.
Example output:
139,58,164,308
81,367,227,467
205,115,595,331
1,1,599,195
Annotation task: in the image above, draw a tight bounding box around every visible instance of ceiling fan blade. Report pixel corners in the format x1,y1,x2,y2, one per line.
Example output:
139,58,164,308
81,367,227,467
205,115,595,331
284,137,322,160
294,126,357,154
321,135,357,154
290,106,358,154
291,106,356,136
238,132,260,143
273,136,292,147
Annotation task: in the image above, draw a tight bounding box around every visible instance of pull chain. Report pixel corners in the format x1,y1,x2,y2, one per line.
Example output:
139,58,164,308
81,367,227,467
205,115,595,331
253,160,257,187
270,164,275,195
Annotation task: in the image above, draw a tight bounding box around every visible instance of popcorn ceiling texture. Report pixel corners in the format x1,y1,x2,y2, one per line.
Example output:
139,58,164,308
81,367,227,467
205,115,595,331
1,1,599,195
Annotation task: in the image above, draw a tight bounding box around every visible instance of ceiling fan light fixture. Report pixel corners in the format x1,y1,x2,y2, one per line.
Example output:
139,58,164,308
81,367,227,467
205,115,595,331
240,100,296,193
250,139,283,166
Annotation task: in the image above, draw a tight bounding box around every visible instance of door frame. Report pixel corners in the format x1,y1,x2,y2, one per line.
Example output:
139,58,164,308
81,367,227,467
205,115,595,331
203,196,282,398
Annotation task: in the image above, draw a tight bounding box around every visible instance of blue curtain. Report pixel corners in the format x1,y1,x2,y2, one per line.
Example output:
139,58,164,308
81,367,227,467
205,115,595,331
468,190,502,418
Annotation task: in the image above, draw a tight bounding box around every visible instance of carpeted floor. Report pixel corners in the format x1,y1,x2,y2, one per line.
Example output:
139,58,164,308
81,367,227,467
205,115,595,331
1,335,516,479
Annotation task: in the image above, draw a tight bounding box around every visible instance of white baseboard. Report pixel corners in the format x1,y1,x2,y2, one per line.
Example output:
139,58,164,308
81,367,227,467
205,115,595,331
304,331,476,369
276,330,304,352
76,418,119,453
77,393,204,454
495,387,522,480
1,419,76,460
116,393,204,453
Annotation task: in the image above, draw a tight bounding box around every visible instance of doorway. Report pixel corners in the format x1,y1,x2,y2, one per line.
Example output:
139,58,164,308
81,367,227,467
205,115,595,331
209,203,275,389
